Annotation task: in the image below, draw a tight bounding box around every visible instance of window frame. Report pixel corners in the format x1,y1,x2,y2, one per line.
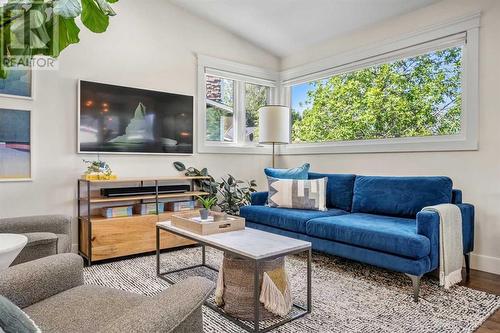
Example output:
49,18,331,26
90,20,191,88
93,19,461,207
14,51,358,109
279,12,480,155
197,55,279,154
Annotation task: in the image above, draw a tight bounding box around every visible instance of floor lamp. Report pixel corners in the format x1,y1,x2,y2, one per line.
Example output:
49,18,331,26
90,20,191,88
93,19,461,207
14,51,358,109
258,105,290,168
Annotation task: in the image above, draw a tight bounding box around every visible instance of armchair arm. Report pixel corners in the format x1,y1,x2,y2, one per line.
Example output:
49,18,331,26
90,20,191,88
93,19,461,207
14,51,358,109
0,215,72,236
101,277,214,333
251,191,268,206
0,253,83,308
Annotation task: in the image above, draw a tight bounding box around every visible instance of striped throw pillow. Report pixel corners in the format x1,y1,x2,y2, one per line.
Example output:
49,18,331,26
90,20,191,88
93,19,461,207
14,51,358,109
267,177,328,211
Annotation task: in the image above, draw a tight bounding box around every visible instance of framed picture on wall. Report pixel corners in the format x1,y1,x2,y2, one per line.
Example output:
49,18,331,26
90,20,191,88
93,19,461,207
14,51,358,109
0,68,33,99
0,108,32,181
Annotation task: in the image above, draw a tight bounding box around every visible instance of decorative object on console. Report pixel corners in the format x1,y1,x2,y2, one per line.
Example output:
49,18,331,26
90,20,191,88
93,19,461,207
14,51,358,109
79,80,194,155
82,158,116,180
173,161,257,215
264,163,310,180
0,108,31,182
267,176,328,211
258,105,290,168
171,211,245,235
197,195,217,220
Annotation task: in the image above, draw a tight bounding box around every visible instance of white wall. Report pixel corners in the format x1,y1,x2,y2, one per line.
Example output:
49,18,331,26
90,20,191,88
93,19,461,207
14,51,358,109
0,0,278,246
279,0,500,274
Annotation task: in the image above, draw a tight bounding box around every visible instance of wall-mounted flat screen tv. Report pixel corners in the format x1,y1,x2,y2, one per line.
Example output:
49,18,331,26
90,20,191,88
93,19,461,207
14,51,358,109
78,80,193,155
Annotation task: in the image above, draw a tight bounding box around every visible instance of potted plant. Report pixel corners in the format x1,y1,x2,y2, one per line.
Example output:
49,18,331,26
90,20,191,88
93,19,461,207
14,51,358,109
197,196,217,220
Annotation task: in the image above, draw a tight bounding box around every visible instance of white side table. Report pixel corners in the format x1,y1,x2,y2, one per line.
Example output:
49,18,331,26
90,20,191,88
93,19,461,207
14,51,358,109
0,234,28,270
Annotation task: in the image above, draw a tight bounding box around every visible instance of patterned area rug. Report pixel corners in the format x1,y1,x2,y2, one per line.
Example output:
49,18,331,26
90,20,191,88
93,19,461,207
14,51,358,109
83,247,500,333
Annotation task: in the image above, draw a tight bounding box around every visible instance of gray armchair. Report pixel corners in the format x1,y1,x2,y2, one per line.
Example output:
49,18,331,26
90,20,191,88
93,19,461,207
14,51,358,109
0,215,72,265
0,253,214,333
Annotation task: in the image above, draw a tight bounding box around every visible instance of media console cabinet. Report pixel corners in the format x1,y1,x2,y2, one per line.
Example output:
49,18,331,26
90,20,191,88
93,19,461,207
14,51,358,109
77,176,209,265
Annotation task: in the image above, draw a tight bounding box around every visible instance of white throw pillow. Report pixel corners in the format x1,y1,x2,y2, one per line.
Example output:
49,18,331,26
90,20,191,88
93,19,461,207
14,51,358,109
267,177,328,211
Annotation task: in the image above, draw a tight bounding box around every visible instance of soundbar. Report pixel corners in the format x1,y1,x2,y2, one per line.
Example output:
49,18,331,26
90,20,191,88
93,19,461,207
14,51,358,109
100,185,191,197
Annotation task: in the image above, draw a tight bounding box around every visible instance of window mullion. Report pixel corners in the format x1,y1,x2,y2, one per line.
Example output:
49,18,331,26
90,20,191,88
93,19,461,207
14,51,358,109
235,80,246,144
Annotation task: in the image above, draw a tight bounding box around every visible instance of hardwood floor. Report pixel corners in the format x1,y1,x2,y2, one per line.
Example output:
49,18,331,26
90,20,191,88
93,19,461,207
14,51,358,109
461,268,500,332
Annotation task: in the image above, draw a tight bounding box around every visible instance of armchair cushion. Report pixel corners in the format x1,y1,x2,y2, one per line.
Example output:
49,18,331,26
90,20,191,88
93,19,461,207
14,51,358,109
12,232,58,266
0,253,84,308
0,295,40,333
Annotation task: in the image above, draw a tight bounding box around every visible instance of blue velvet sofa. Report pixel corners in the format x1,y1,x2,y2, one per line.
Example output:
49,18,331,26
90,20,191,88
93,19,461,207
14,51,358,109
240,173,474,301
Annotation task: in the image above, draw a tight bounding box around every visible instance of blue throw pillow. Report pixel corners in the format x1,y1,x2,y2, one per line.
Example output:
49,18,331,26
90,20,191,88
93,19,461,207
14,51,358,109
0,295,40,333
264,163,310,180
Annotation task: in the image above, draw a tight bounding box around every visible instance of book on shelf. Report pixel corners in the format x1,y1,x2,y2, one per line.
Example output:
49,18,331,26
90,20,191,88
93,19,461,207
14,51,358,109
101,206,133,218
134,203,165,215
165,200,196,212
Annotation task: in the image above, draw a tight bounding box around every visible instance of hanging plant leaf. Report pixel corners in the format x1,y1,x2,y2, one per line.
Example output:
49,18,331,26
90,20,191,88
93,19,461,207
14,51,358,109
81,0,109,33
173,161,186,171
53,0,81,18
95,0,116,16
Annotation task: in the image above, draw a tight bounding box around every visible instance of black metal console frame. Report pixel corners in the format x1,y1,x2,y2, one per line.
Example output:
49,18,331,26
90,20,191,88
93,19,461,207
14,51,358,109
156,225,312,333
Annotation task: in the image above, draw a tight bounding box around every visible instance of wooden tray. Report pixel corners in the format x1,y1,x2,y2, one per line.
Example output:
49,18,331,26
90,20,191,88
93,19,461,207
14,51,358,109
171,211,245,235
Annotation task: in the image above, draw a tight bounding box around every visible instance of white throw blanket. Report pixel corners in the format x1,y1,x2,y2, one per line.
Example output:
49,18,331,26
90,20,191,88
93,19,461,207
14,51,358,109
422,204,463,289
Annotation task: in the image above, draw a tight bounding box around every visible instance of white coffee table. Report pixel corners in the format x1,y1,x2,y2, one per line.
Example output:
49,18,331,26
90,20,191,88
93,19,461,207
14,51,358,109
156,221,312,333
0,233,28,270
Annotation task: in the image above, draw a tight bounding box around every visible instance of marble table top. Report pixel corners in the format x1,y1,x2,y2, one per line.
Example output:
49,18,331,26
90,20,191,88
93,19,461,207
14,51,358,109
157,221,311,260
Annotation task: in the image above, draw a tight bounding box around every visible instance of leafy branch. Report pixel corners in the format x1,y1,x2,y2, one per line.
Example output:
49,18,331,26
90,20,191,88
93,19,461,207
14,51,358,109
0,0,119,78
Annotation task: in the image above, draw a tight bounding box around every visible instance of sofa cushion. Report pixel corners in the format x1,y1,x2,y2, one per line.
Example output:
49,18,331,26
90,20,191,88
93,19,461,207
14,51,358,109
24,285,145,333
306,213,430,259
351,176,453,217
239,205,348,234
264,163,310,179
308,173,356,211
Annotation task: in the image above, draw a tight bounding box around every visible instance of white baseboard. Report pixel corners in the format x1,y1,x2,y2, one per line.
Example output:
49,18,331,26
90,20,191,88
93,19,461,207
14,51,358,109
470,253,500,275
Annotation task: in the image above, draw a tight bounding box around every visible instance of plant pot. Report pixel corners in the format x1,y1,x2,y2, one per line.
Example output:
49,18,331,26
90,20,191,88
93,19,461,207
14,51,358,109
199,208,209,220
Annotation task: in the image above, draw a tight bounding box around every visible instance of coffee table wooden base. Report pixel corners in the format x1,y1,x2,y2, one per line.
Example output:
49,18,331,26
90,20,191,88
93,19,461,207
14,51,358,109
156,225,312,333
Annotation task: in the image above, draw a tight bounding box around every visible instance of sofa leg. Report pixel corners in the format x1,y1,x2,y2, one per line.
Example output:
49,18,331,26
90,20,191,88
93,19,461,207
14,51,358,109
464,253,471,280
405,274,422,302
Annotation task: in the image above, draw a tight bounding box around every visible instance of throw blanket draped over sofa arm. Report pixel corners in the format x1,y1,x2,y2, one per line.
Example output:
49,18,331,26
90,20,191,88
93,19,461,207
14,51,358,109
416,202,475,272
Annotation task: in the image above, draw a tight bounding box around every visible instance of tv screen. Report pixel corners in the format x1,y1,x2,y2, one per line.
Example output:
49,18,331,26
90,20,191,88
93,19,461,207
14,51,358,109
78,80,193,154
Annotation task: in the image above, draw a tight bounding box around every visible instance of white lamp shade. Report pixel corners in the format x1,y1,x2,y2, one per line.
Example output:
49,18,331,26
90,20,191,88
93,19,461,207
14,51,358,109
258,106,290,144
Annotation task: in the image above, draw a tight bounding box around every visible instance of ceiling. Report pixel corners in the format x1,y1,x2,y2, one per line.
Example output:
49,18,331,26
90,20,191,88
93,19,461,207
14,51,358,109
169,0,440,57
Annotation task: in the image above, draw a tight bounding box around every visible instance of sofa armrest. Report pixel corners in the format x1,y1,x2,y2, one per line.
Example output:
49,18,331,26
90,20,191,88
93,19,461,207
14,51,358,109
251,191,268,206
0,253,83,308
101,276,214,333
0,215,72,236
416,210,440,271
416,203,475,272
456,203,474,253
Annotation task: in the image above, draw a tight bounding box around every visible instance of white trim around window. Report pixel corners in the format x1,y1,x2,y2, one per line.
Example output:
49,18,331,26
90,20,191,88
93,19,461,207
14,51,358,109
279,11,480,155
197,55,279,154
